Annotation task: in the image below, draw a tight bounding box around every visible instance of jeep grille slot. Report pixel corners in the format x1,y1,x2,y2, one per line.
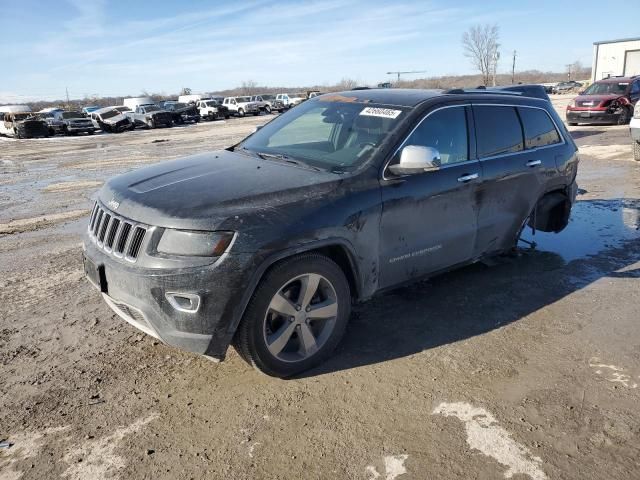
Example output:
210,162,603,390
127,227,146,259
86,202,148,263
106,218,120,248
116,223,132,254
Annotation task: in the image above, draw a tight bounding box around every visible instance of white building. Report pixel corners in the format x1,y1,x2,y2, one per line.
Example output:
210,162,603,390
592,37,640,81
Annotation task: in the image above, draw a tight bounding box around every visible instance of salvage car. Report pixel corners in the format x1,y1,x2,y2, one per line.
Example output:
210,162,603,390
631,101,640,161
0,105,49,138
126,104,173,129
275,92,305,108
162,102,201,124
37,108,65,135
53,110,97,135
222,96,260,117
552,81,582,94
253,94,285,113
82,106,101,117
92,107,135,133
195,98,229,120
83,88,579,377
566,75,640,125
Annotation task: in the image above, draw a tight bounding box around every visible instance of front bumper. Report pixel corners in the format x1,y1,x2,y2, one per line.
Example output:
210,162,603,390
566,109,619,125
67,124,96,133
630,117,640,141
83,235,254,359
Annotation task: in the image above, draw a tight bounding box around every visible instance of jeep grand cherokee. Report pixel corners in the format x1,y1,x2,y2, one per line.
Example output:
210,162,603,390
83,89,579,377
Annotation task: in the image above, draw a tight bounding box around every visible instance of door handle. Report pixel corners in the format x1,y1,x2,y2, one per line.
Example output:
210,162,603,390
457,173,479,183
526,160,542,167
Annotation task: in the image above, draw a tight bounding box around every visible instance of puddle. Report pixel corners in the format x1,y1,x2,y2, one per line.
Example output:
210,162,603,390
521,199,640,262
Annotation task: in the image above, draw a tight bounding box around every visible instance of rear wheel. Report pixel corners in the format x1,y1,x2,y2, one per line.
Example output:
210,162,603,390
234,253,351,377
238,108,245,118
265,105,272,114
633,140,640,161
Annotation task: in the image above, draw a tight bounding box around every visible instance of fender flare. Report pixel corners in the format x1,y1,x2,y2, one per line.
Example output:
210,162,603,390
225,238,361,335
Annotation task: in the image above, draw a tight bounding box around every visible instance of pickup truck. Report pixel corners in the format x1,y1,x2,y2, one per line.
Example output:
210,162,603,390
162,102,201,124
195,98,230,120
275,93,305,108
249,95,283,113
125,104,173,128
53,110,97,135
222,97,260,117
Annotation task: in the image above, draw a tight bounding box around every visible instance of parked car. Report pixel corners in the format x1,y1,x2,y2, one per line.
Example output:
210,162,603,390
53,110,97,135
83,88,579,377
91,107,135,133
37,108,65,135
566,75,640,126
253,94,285,113
126,104,173,129
195,98,229,120
222,96,260,117
552,81,583,94
247,95,272,114
275,92,305,108
631,101,640,161
0,105,49,138
162,102,201,124
82,106,101,117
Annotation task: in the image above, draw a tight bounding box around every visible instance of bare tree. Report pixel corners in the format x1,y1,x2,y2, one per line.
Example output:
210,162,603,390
180,87,192,96
241,80,258,95
462,24,500,86
335,77,358,91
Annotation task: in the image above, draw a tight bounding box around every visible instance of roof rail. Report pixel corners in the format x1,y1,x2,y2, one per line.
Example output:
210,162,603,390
444,88,521,96
445,84,550,101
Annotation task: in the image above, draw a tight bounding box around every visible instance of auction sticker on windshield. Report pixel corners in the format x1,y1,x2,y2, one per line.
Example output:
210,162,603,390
359,107,402,119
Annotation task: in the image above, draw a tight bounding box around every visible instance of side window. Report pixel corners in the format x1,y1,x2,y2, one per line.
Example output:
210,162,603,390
400,106,468,166
518,107,561,149
630,81,640,95
474,106,523,158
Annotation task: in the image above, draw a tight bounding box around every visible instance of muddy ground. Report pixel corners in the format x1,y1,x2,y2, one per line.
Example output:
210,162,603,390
1,97,639,480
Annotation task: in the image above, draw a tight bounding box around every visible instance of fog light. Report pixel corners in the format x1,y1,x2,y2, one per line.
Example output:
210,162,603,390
165,292,201,313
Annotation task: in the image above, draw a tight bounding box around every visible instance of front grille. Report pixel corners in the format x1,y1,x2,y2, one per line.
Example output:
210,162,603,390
87,202,148,262
576,99,600,107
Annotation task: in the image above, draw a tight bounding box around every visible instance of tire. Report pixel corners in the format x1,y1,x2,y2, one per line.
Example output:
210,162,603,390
48,128,55,136
254,111,260,116
225,115,230,119
617,107,631,125
233,253,351,377
87,130,94,135
634,141,640,161
238,108,245,117
62,126,70,136
265,105,272,114
15,128,22,139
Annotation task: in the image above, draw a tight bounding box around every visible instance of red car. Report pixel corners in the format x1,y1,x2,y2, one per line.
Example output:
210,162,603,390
566,75,640,126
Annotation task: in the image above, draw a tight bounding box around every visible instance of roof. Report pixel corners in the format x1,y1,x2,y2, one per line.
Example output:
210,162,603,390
596,75,639,83
319,89,444,107
593,37,640,45
0,105,32,113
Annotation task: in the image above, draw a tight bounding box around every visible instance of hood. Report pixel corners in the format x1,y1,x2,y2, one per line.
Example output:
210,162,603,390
573,93,621,106
103,113,129,124
98,150,341,230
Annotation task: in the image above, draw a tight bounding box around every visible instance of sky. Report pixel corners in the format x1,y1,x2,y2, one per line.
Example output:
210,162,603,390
1,0,639,103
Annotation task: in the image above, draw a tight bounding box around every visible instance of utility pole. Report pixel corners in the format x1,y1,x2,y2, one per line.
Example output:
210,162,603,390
65,87,70,109
511,50,517,84
566,64,572,80
492,51,500,87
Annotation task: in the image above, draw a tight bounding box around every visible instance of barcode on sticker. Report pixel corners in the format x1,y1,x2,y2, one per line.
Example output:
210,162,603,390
359,107,402,119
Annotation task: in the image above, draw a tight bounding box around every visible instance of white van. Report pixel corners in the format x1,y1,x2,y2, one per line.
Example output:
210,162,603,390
123,97,155,110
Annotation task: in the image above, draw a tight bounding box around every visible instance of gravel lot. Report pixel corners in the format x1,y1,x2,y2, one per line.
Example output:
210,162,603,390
1,97,639,480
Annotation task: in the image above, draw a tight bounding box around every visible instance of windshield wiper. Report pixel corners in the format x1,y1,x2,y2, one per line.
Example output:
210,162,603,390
251,151,323,172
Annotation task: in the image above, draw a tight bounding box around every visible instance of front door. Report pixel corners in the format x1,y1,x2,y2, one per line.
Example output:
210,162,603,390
379,105,481,289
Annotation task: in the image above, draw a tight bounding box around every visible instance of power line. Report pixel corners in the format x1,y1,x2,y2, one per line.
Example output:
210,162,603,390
386,70,427,82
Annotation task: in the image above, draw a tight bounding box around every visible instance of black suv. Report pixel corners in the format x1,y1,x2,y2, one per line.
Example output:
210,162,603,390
83,89,579,377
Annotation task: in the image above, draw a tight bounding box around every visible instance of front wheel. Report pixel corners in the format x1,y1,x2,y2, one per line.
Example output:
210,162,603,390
265,105,271,114
617,107,631,125
233,253,351,377
238,108,245,117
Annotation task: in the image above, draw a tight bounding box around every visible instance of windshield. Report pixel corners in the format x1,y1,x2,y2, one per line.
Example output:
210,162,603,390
239,100,407,171
143,105,160,112
260,95,274,100
582,82,628,95
238,97,251,102
204,101,217,107
114,106,130,113
101,110,120,119
13,113,34,121
62,112,83,119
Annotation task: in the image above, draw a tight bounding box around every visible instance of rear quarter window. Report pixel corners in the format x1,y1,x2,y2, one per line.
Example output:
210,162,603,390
474,106,523,158
517,107,561,149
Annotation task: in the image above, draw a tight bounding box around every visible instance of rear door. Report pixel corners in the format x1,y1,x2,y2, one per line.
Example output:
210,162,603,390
378,104,482,288
473,104,562,256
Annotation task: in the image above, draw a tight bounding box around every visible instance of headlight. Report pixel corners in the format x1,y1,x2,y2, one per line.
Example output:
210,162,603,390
156,229,235,257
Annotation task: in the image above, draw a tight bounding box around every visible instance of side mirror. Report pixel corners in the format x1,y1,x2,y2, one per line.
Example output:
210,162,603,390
388,146,440,176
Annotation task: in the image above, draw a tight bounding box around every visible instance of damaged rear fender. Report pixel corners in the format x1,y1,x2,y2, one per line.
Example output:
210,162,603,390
527,190,572,233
